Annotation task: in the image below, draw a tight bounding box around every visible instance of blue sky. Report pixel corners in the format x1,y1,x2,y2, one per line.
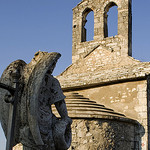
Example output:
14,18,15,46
0,0,150,149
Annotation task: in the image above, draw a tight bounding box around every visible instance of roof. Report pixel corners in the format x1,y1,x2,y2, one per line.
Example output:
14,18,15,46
57,46,150,90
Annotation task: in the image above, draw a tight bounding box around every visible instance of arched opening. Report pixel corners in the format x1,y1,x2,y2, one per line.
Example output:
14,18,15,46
81,8,94,42
104,2,118,38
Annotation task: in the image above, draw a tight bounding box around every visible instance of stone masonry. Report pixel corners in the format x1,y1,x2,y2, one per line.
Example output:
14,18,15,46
52,93,138,150
57,0,150,149
72,0,132,63
69,119,135,150
13,0,150,149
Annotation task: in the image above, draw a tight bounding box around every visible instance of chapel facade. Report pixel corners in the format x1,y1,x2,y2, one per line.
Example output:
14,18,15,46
13,0,150,149
56,0,150,149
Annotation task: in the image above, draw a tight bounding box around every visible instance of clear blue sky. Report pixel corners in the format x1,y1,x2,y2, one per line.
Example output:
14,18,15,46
0,0,150,149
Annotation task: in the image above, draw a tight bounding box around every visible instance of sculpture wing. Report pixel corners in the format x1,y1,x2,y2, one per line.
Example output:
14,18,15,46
26,52,61,146
0,60,26,146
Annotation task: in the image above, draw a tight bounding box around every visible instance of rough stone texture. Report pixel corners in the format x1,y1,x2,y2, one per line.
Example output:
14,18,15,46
62,81,148,149
57,57,150,149
56,0,150,149
72,0,132,63
7,0,150,149
0,60,26,146
52,93,139,150
13,118,137,150
69,119,135,150
57,48,150,90
13,92,138,150
0,52,72,150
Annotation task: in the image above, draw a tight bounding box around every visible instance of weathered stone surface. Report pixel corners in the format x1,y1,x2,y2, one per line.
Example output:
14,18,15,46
72,0,132,63
0,60,26,147
56,0,150,149
57,49,150,90
0,52,72,150
52,93,139,150
69,119,136,150
14,93,138,150
4,0,150,149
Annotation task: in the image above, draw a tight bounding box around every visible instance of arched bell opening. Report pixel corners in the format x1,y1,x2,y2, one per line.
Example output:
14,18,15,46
81,8,94,42
104,2,118,38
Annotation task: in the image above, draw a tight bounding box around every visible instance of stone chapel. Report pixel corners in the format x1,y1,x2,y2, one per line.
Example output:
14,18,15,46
56,0,150,149
13,0,150,149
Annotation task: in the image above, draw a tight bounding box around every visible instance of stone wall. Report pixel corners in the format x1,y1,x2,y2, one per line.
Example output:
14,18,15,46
11,0,150,149
58,0,150,149
13,118,137,150
64,80,147,119
13,113,138,150
57,45,150,90
69,119,136,150
72,0,132,63
64,79,148,149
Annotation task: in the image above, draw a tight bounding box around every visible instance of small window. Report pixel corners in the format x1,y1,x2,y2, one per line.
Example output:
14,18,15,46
81,8,94,42
104,2,118,38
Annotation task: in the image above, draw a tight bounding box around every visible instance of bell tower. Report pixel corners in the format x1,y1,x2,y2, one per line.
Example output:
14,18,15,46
72,0,132,63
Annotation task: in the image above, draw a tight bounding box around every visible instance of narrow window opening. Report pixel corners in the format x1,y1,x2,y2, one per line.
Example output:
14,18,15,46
104,3,118,38
82,9,94,42
85,11,94,41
